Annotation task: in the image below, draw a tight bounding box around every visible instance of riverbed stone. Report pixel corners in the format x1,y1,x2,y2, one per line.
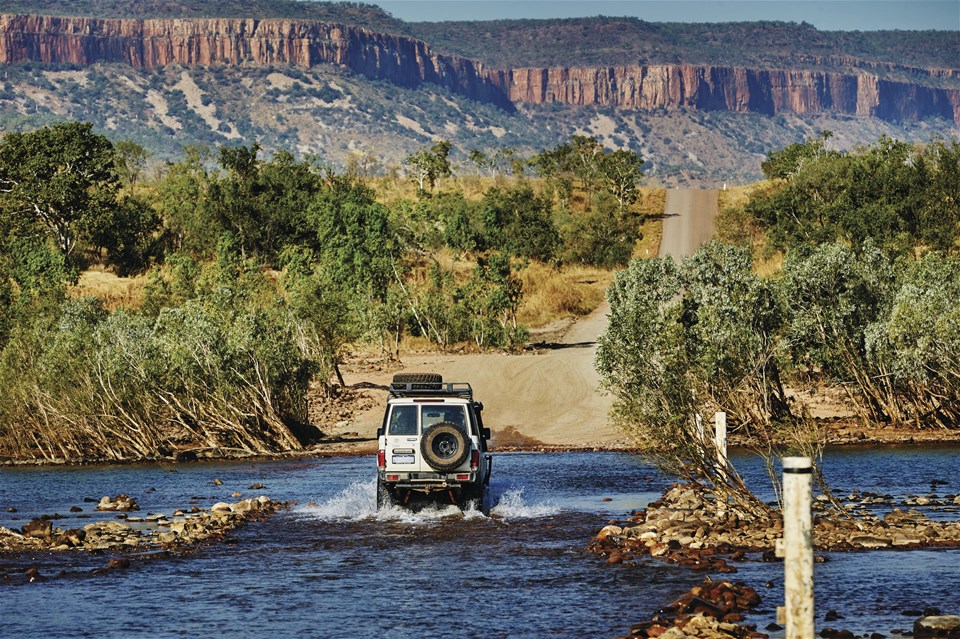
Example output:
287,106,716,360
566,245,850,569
596,525,623,540
96,494,139,512
914,616,960,638
21,518,52,539
850,535,892,548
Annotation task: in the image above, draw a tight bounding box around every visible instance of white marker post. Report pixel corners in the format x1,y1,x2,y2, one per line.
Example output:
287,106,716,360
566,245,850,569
782,456,814,639
714,412,728,517
714,412,727,481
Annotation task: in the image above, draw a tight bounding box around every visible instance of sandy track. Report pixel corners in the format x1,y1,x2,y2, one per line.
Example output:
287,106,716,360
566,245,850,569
338,190,719,450
660,189,719,259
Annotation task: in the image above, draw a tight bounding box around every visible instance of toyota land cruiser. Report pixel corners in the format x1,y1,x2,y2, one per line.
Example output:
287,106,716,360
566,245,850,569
376,373,492,511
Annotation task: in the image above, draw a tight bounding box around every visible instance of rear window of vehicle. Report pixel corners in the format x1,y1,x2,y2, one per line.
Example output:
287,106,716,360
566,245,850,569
387,405,418,435
421,405,466,430
388,404,468,435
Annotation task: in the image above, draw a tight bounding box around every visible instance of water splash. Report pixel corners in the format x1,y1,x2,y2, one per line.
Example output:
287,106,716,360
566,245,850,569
489,487,560,518
298,479,559,523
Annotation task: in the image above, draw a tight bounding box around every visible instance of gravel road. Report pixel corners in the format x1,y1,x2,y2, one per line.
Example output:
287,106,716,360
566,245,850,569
341,190,720,449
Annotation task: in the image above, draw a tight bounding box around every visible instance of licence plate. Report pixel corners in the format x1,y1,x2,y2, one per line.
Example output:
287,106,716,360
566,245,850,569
392,455,415,464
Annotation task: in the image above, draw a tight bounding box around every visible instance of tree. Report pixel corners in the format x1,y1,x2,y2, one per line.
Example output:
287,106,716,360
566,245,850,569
157,145,217,256
405,140,453,193
560,192,637,267
761,131,833,179
208,144,262,260
87,195,160,275
569,135,605,195
481,185,559,262
308,174,399,296
599,149,644,214
0,122,120,263
467,149,490,176
459,252,526,348
596,244,796,517
114,140,149,186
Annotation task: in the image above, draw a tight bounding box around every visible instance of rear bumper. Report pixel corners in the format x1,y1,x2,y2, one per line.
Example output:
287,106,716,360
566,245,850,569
379,470,480,493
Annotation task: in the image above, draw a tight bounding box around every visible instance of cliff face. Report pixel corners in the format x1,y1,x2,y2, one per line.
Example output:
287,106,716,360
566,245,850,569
1,14,957,124
493,65,960,123
0,14,513,108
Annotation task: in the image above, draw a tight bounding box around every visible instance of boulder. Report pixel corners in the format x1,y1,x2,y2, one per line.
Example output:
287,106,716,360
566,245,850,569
596,525,623,541
850,535,892,548
55,528,86,547
914,616,960,639
21,518,52,539
96,494,139,512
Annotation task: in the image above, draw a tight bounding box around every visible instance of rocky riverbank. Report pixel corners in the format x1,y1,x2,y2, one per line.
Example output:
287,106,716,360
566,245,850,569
592,484,960,638
1,495,285,583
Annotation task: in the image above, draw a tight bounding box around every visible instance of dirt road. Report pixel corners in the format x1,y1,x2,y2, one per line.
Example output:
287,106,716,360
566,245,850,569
659,189,719,259
338,190,720,450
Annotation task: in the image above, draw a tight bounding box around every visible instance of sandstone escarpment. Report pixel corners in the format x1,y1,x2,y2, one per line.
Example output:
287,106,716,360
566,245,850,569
1,13,957,124
491,65,960,123
0,14,512,108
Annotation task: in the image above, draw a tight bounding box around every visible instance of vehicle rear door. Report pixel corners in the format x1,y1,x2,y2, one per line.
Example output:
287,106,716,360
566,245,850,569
384,404,423,472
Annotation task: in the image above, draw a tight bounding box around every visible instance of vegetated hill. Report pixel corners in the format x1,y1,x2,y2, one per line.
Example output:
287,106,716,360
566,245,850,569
0,2,956,184
409,18,960,81
0,0,406,31
0,61,950,186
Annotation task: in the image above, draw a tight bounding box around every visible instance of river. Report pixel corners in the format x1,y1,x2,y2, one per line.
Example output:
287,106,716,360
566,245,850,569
1,448,958,638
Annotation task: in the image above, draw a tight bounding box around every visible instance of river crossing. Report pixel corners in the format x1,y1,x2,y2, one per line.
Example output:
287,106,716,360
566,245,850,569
1,448,958,638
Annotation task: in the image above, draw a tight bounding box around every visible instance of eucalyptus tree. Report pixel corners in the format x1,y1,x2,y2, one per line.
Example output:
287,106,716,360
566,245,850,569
0,122,120,264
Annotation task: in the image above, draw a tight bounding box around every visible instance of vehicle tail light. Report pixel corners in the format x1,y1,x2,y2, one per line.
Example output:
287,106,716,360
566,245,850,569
470,449,479,469
456,474,469,481
386,474,399,481
377,450,386,468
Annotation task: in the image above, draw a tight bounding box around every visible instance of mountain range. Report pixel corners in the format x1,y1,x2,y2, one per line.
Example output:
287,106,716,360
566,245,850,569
0,0,956,185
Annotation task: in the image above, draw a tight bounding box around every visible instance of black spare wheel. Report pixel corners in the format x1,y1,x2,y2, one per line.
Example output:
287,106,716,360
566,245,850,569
391,372,443,390
420,422,470,471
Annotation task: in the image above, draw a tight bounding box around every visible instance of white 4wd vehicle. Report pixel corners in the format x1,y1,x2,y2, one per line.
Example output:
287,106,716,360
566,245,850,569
376,373,492,511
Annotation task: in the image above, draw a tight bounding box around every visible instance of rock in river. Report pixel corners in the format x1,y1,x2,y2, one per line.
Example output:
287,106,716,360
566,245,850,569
21,518,52,540
914,616,960,638
96,494,139,512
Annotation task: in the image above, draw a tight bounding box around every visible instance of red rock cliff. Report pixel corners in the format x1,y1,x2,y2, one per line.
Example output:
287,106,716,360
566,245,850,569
491,65,960,123
0,14,512,108
1,14,957,124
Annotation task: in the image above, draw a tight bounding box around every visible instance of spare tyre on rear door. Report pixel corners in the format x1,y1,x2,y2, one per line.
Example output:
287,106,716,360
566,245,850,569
420,421,469,471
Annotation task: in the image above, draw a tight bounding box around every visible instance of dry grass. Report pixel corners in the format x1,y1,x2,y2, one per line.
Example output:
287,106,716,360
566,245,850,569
717,182,761,213
715,181,787,275
518,262,614,327
755,251,785,277
69,267,147,311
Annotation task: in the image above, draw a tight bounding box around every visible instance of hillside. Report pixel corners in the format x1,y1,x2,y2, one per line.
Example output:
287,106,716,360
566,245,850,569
0,1,956,184
0,0,406,31
410,18,960,80
1,61,948,186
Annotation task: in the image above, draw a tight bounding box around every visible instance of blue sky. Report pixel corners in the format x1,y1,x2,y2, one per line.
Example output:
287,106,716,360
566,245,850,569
359,0,960,30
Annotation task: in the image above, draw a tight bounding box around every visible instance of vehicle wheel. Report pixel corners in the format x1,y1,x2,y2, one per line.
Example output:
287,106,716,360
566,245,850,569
376,477,396,510
420,422,470,471
460,485,484,512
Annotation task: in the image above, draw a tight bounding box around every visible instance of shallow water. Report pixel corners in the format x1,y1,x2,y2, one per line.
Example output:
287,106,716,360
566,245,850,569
1,448,958,638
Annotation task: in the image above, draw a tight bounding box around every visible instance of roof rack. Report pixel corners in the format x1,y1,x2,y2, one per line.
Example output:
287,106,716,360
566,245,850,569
388,382,473,400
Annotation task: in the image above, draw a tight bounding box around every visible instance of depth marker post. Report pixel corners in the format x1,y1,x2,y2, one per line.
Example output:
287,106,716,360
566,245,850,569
713,412,728,517
781,456,814,639
713,411,727,480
